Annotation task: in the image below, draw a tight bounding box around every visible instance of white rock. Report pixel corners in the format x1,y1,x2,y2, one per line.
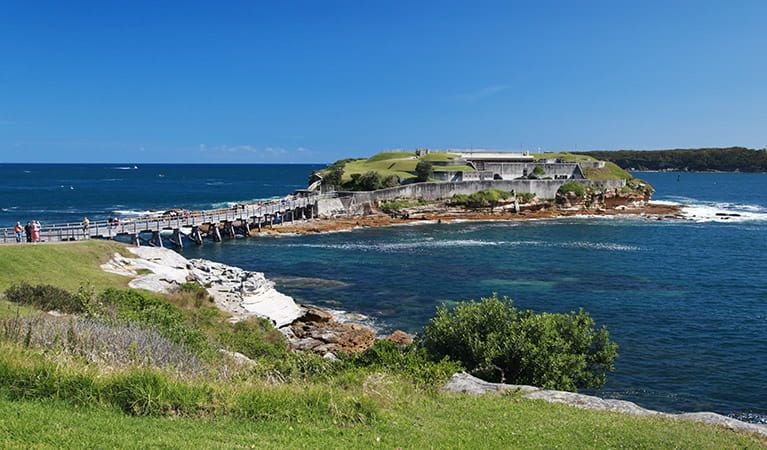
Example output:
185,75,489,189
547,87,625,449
101,247,303,327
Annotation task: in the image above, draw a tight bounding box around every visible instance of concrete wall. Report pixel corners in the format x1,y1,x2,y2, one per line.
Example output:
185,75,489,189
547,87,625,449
323,179,626,216
472,162,583,180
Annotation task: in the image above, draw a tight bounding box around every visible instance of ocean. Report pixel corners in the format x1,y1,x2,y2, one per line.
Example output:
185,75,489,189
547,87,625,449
1,164,766,422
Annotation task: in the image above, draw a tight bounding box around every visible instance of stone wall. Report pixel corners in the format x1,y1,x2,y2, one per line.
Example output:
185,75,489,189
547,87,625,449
317,179,626,217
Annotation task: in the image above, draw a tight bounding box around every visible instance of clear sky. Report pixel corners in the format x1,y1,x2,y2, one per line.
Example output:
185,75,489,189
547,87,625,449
1,0,765,163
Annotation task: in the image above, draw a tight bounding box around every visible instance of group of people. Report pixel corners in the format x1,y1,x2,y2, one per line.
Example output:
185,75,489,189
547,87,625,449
13,221,42,243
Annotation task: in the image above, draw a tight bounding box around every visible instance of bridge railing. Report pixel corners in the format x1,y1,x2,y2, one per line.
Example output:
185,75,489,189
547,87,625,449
0,193,319,244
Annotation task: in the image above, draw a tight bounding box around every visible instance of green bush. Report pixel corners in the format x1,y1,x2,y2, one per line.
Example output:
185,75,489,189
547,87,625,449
415,160,433,182
349,340,461,388
218,317,288,360
5,283,84,314
532,165,546,176
421,295,618,391
558,181,586,197
449,189,511,210
516,192,536,203
96,288,209,353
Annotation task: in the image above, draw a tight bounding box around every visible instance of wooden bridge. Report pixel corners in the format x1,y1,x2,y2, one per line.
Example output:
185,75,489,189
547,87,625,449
0,195,321,248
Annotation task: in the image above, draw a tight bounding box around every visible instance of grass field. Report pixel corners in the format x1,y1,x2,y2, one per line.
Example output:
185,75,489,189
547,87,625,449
1,395,763,449
0,240,129,292
336,151,479,183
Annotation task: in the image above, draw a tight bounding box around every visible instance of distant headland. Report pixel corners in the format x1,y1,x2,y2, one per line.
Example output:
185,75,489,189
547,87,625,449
575,147,767,172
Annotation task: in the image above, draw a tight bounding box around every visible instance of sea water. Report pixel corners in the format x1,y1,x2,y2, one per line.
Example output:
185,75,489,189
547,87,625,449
1,164,765,421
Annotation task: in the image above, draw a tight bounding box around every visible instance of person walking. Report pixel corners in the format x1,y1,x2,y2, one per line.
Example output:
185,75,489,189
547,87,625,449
82,217,90,238
24,221,32,243
14,222,23,243
31,220,40,243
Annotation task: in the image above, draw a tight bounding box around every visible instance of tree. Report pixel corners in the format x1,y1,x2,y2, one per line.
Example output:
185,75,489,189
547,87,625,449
358,171,383,191
532,165,546,176
421,295,618,391
320,166,344,190
415,160,433,182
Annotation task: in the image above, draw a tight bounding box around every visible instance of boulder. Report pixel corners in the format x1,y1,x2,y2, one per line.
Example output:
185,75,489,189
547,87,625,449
385,330,414,347
443,372,539,395
291,320,376,353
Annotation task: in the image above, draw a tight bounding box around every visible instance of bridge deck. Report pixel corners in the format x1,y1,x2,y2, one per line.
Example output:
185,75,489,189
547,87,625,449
0,195,318,245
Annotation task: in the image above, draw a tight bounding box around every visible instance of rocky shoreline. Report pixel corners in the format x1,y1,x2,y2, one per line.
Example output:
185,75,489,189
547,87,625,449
255,199,685,237
101,247,396,356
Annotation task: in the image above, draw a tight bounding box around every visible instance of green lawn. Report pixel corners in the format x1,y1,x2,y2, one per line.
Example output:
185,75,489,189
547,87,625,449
421,152,460,162
0,396,763,449
0,240,130,292
533,152,599,162
581,161,633,181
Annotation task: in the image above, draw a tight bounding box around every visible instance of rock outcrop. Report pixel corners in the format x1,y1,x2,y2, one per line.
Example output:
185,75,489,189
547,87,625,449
443,373,767,437
288,312,376,354
101,247,378,353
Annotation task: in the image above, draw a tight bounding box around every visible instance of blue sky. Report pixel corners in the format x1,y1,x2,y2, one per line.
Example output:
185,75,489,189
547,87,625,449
1,0,765,163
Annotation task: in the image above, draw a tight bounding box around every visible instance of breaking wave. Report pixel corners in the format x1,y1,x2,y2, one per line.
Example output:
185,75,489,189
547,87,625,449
654,197,767,223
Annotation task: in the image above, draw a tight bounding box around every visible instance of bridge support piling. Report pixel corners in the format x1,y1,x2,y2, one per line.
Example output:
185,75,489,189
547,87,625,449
130,233,140,247
171,229,184,249
242,221,250,236
211,224,222,242
189,226,203,245
225,221,236,239
151,231,163,248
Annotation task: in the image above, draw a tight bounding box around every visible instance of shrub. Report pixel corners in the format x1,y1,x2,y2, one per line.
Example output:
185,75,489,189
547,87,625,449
320,165,344,189
95,288,209,353
516,192,536,203
348,340,461,388
0,314,205,375
421,295,618,391
558,181,586,197
415,160,433,182
5,283,83,314
532,165,546,176
218,317,288,360
449,189,511,210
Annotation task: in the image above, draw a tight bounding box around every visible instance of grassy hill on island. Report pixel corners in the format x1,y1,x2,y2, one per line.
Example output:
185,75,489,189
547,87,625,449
0,241,764,448
316,150,633,191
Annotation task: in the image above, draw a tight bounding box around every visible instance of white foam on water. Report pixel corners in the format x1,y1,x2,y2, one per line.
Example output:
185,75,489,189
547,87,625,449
113,209,164,218
652,196,767,223
287,238,639,253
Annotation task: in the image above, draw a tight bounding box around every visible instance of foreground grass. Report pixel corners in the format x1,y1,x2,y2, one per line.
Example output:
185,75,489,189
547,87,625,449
1,395,764,449
0,240,129,292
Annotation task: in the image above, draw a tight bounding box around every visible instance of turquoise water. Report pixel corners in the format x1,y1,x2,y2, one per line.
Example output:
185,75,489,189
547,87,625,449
2,165,766,421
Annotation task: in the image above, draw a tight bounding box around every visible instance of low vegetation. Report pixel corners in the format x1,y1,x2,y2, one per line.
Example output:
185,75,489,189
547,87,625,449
449,189,511,210
558,181,586,197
